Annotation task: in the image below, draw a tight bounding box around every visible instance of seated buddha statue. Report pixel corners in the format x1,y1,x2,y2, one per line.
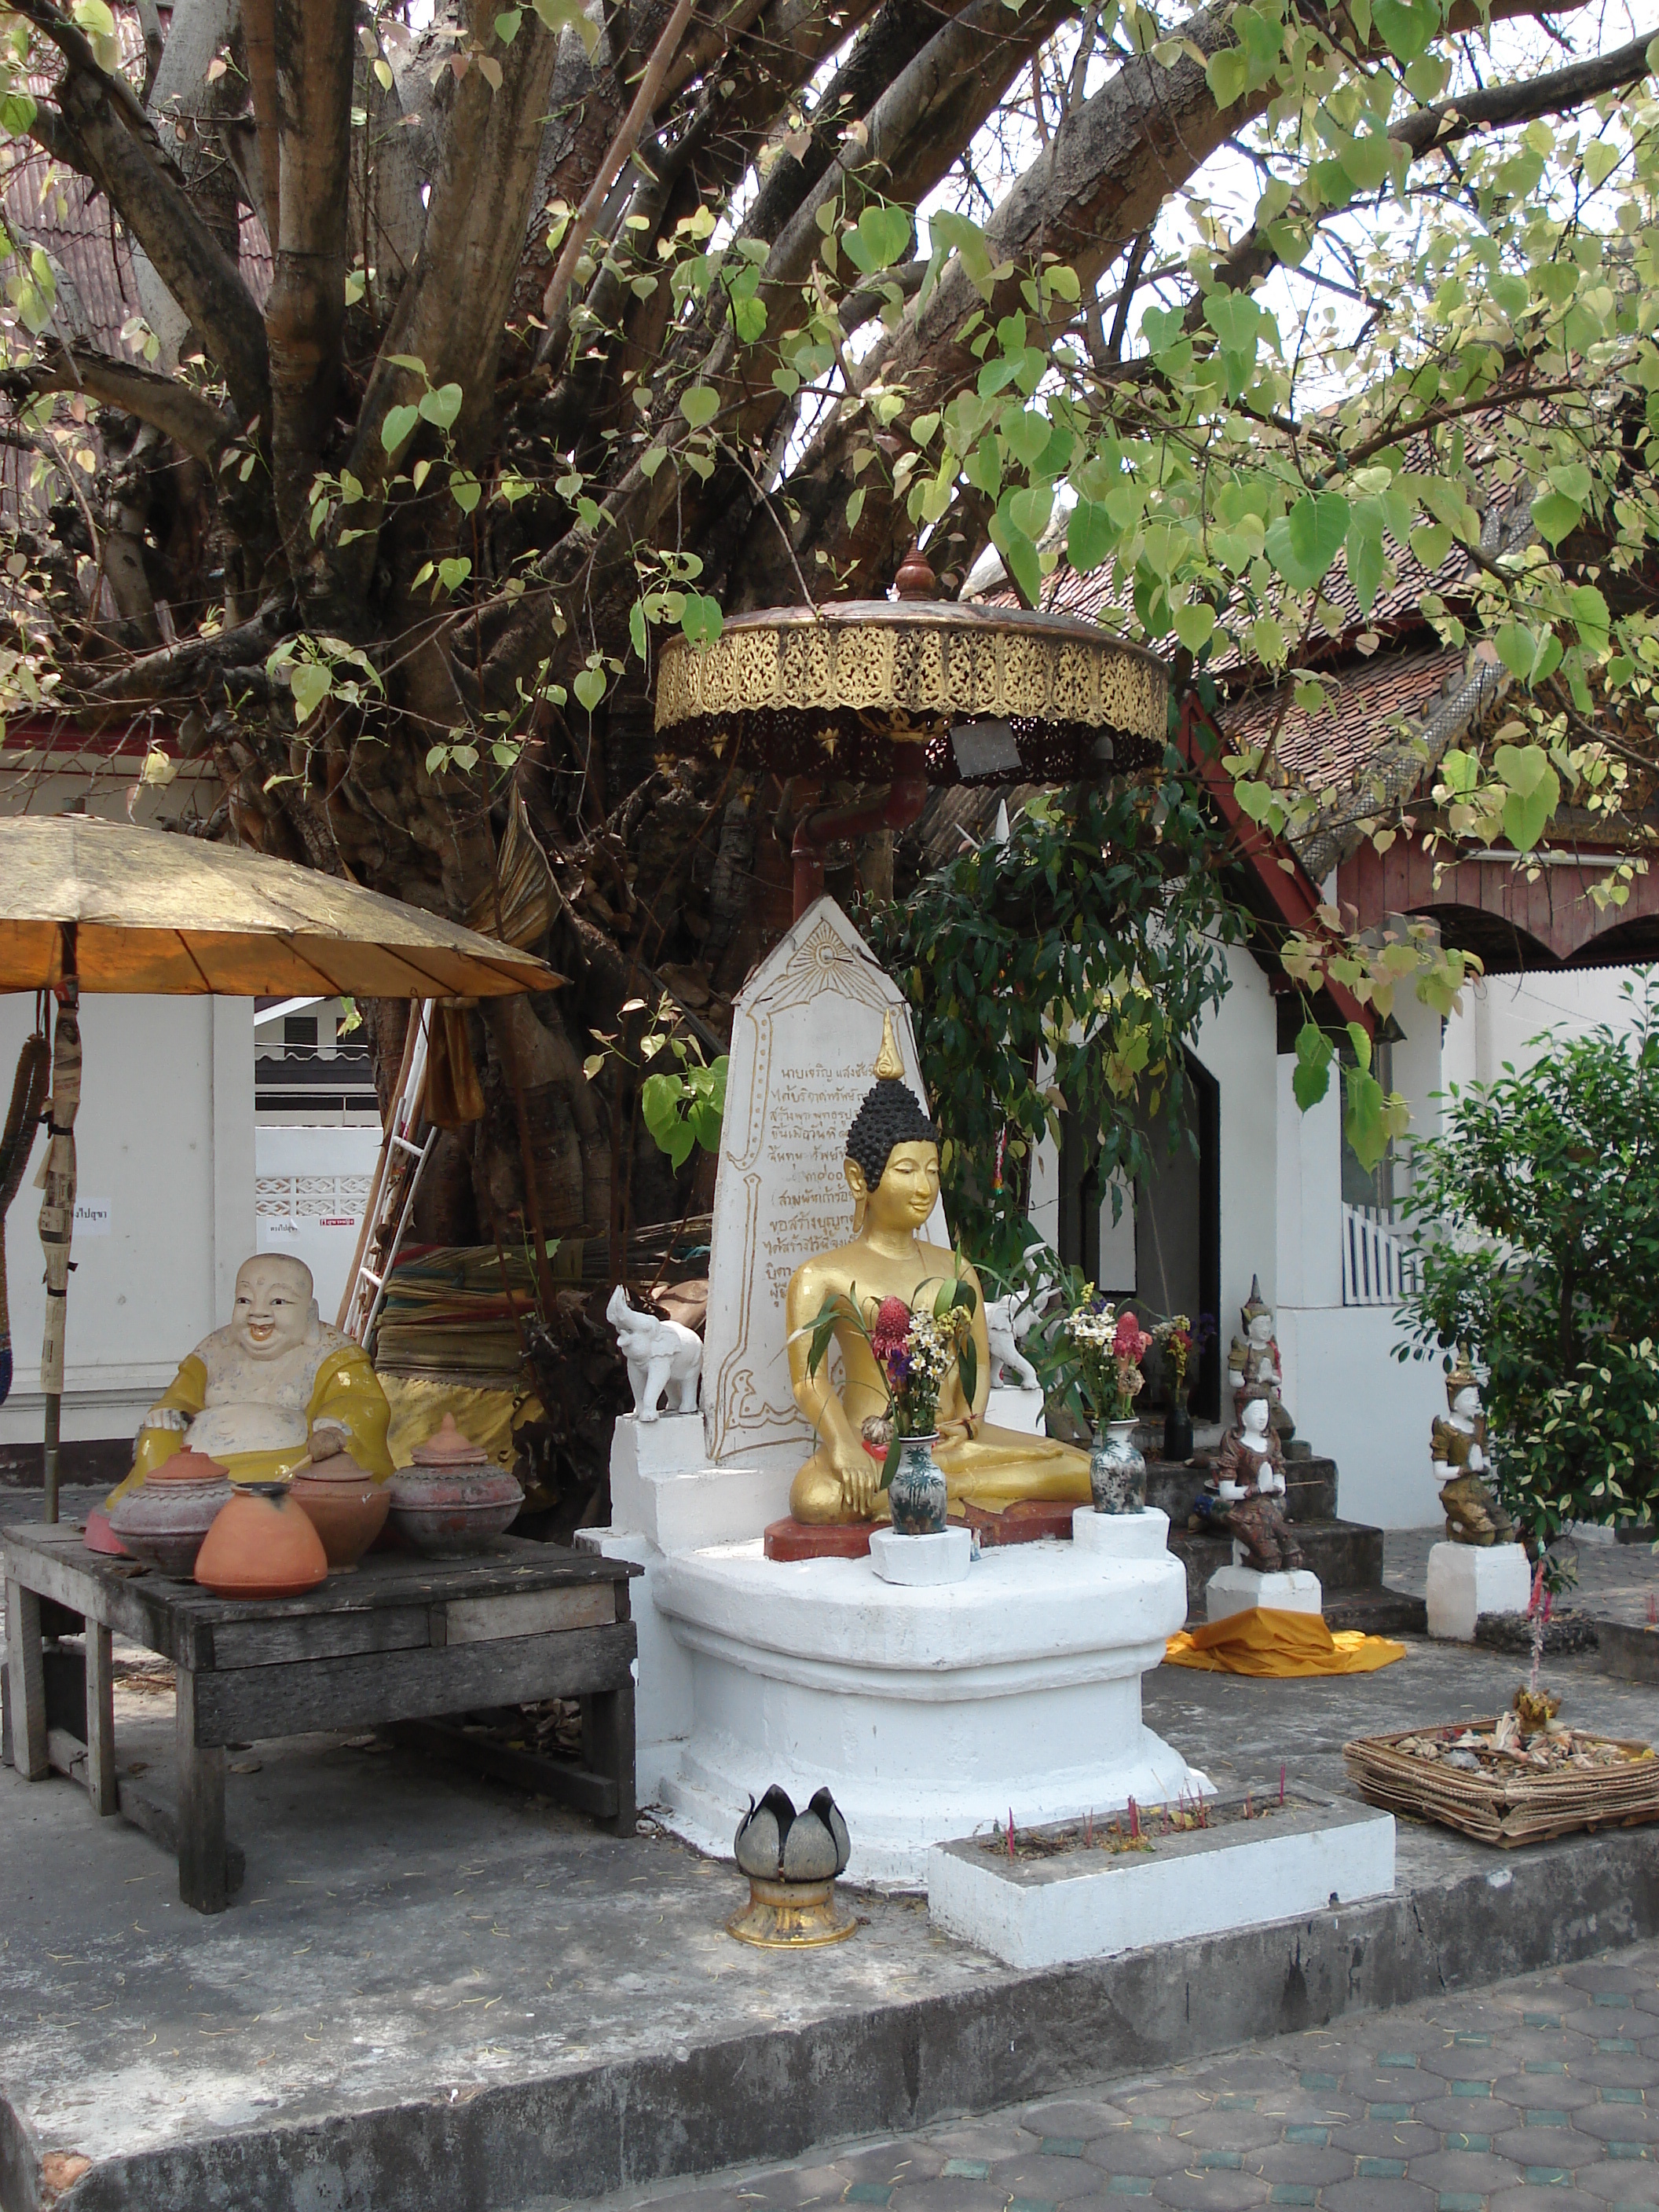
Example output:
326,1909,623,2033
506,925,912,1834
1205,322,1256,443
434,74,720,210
105,1252,393,1504
784,1023,1091,1525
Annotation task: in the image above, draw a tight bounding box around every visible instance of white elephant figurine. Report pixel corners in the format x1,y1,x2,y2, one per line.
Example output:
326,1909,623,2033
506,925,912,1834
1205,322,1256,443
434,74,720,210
985,1291,1042,1393
606,1285,701,1421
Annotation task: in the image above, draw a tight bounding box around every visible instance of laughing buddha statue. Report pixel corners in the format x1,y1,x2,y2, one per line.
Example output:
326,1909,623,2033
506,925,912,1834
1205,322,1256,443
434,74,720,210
106,1252,394,1503
784,1018,1091,1525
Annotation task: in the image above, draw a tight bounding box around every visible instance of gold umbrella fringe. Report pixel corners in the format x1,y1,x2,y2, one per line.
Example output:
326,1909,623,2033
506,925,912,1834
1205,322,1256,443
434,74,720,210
657,705,1166,786
655,614,1166,745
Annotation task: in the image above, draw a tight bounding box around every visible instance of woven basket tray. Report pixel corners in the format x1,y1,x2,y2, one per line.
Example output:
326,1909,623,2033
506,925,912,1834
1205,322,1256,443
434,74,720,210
1344,1718,1659,1847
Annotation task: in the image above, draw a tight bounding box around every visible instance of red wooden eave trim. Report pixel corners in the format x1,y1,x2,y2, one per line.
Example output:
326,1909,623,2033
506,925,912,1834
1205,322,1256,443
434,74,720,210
1175,693,1374,1036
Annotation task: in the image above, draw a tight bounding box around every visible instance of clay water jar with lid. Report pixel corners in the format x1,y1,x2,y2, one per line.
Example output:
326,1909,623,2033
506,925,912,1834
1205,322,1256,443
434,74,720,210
194,1481,329,1599
390,1413,523,1557
289,1436,390,1571
107,1447,235,1577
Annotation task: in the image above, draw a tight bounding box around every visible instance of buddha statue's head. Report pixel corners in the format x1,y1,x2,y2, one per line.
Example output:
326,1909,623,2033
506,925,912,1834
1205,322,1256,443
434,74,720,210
230,1254,320,1361
844,1014,939,1234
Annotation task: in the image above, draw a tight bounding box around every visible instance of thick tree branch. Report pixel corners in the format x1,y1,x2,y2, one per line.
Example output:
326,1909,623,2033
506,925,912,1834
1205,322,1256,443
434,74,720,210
266,0,356,569
34,73,270,426
0,342,236,463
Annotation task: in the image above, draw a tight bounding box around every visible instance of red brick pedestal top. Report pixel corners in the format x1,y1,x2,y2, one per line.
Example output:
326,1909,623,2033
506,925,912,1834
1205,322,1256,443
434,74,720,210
763,1518,874,1562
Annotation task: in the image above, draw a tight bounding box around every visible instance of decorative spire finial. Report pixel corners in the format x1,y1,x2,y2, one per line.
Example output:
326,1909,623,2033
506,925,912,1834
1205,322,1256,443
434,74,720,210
873,1010,905,1081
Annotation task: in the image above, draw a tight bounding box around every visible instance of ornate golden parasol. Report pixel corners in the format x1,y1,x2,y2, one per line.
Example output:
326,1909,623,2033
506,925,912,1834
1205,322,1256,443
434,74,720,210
653,547,1167,915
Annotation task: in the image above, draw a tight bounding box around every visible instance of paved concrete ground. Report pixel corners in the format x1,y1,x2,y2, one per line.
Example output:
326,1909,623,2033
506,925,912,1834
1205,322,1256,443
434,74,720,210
601,1942,1659,2212
7,1513,1659,2209
1385,1529,1659,1625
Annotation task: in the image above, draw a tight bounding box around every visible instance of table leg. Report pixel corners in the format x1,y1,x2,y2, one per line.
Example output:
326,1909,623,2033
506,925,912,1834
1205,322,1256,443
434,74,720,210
581,1679,636,1837
4,1579,47,1780
85,1621,117,1815
174,1669,230,1913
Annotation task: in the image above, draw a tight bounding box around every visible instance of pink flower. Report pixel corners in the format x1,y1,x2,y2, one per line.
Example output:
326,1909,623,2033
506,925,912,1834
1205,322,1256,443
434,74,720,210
1113,1311,1152,1363
870,1296,912,1360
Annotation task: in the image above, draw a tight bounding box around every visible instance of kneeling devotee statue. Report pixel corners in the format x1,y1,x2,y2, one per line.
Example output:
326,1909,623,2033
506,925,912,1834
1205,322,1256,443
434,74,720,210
784,1021,1091,1525
1191,1386,1304,1573
110,1253,393,1499
1433,1357,1513,1546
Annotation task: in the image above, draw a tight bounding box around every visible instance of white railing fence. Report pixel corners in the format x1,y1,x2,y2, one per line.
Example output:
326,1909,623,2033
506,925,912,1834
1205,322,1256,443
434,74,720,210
1342,1203,1420,1306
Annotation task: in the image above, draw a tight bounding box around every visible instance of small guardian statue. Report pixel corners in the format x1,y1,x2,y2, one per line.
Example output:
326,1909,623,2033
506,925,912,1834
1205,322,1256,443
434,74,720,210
1192,1386,1304,1573
1226,1274,1295,1441
1433,1356,1512,1545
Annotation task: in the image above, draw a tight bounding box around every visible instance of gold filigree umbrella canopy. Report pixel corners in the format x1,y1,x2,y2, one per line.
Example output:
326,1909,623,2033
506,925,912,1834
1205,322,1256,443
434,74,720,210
653,548,1170,915
0,815,554,1518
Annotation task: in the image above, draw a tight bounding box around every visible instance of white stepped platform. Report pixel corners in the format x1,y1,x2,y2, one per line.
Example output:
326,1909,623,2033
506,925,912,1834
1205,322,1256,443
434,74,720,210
651,1518,1206,1888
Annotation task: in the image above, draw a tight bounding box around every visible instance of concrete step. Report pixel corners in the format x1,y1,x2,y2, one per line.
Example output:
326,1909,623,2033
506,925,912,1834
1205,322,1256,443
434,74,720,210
1169,1514,1382,1617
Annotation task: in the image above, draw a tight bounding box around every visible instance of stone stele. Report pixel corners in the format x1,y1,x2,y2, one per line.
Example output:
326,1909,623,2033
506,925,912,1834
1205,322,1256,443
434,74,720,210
701,895,948,1475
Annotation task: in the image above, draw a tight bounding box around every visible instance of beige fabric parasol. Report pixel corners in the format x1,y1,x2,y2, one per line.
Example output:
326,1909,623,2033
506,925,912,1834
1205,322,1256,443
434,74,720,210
0,816,555,998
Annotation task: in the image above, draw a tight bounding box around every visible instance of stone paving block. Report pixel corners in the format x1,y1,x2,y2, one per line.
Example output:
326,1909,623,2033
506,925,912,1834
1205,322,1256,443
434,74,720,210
921,2127,1040,2163
1579,2170,1659,2204
1494,2124,1590,2168
876,2181,1001,2212
1567,1965,1651,1996
1415,2094,1524,2132
939,2161,991,2182
1602,2088,1649,2106
1441,2133,1493,2154
1498,2075,1601,2111
1106,2183,1155,2200
1318,2177,1436,2212
840,2148,939,2186
1017,2104,1127,2141
1085,2134,1196,2181
1282,2129,1330,2148
1435,2195,1485,2211
1040,2141,1092,2160
1485,2191,1603,2212
1265,2190,1317,2207
727,2161,851,2207
1247,2143,1353,2188
1328,2118,1441,2160
1122,2089,1217,2120
1177,2116,1284,2155
1148,2169,1268,2210
1406,2148,1525,2192
1583,2060,1659,2094
1577,2108,1659,2144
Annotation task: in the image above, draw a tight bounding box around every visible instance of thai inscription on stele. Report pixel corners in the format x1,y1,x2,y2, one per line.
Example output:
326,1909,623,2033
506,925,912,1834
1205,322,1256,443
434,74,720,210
702,898,947,1469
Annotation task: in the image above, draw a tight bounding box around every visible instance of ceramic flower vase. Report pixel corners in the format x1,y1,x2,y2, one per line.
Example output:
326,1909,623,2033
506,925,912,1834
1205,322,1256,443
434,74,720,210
1090,1418,1147,1514
886,1432,947,1536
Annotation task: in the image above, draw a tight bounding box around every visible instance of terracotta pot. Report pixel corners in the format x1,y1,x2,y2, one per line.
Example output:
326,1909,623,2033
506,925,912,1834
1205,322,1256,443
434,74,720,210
289,1448,390,1572
194,1483,329,1599
390,1414,522,1557
108,1447,235,1577
82,1506,130,1558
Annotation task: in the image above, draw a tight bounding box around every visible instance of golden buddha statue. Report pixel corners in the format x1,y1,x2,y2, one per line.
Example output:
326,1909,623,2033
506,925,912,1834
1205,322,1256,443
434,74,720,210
106,1253,394,1504
784,1019,1091,1525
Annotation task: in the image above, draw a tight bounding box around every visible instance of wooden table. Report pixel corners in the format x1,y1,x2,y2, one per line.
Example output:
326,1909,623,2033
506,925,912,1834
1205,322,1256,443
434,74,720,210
2,1524,639,1913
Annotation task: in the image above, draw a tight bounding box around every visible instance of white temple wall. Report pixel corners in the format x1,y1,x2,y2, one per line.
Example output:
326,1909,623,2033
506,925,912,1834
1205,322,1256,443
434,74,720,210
0,994,255,1447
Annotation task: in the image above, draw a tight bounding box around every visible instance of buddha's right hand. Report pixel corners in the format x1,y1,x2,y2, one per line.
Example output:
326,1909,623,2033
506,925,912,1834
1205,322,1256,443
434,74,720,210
837,1452,878,1519
142,1405,186,1434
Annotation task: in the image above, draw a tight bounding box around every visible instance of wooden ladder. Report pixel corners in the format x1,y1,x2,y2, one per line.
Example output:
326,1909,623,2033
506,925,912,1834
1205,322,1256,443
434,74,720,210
336,1002,438,1342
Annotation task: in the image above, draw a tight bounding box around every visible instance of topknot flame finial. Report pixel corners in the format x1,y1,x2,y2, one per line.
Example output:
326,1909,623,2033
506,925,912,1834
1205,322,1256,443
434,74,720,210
873,1010,905,1082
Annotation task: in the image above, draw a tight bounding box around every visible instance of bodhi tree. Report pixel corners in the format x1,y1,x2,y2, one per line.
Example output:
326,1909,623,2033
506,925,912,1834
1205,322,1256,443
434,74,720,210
0,0,1657,1253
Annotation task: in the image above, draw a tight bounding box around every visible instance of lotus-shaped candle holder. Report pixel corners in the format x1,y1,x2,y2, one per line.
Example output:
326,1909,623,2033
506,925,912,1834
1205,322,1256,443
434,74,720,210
727,1784,856,1947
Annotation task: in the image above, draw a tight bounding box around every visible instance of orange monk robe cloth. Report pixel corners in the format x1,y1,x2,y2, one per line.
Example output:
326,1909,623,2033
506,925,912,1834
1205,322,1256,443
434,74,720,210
1165,1606,1407,1677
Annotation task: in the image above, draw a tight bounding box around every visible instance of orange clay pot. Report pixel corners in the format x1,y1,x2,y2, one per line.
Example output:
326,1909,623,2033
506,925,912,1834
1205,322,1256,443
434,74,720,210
195,1483,329,1599
108,1447,235,1578
289,1447,390,1572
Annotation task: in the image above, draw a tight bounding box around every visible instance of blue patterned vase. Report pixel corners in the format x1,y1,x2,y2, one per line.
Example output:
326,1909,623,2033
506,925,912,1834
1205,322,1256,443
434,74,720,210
887,1433,947,1536
1090,1419,1147,1514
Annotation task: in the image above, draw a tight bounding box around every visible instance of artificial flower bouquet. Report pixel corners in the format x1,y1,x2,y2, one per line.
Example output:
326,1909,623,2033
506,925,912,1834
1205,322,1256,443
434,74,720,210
799,1270,979,1487
1064,1295,1152,1425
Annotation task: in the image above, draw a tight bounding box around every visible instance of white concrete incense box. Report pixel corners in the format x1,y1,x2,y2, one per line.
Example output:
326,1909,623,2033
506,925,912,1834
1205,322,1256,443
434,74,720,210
928,1789,1395,1969
1426,1540,1532,1641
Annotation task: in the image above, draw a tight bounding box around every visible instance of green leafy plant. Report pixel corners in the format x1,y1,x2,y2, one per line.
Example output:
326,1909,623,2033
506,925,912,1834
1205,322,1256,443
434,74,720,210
585,993,727,1172
1397,972,1659,1536
862,774,1243,1281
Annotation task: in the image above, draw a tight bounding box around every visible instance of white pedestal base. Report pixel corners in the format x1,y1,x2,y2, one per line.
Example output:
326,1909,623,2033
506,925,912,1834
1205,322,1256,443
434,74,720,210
607,1412,793,1552
869,1525,972,1584
1426,1540,1532,1641
1072,1506,1170,1558
652,1538,1207,1888
1206,1565,1324,1621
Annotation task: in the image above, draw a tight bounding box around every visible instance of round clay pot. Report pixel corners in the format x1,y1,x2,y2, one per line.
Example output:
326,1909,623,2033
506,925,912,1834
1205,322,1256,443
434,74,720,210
390,1414,522,1557
82,1505,130,1558
289,1448,390,1572
194,1483,329,1599
108,1447,236,1577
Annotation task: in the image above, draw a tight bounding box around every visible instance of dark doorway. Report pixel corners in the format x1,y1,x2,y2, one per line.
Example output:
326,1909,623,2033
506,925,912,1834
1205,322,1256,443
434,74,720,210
1054,1049,1221,1420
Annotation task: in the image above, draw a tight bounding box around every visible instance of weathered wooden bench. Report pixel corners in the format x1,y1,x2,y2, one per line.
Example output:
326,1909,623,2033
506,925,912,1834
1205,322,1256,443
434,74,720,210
2,1523,639,1913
